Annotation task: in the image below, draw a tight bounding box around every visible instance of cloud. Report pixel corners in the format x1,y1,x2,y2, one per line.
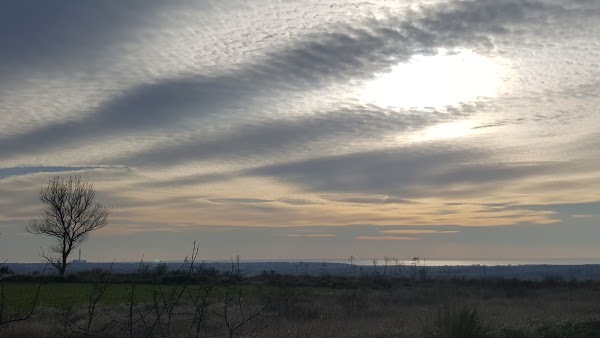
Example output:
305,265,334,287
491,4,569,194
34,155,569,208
0,166,137,221
356,236,419,241
571,214,594,219
247,145,559,198
0,166,109,180
276,198,318,206
319,194,416,205
1,0,599,260
207,198,273,204
1,0,573,162
108,105,451,168
512,202,600,215
1,0,582,85
281,234,336,238
121,228,184,233
0,1,167,80
379,229,460,234
247,145,469,196
0,76,252,159
138,173,234,190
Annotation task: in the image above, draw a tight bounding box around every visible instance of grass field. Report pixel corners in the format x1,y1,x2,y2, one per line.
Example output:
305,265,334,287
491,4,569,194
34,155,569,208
2,282,157,309
3,276,600,336
1,281,332,309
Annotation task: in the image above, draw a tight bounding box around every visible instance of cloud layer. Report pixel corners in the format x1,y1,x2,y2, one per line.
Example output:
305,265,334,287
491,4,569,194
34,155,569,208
1,0,599,261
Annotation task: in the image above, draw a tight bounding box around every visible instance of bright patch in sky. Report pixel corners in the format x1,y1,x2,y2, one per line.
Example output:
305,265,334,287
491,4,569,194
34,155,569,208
360,49,503,109
410,120,480,142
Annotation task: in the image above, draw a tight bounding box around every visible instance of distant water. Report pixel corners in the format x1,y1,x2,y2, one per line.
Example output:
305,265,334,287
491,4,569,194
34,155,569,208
247,258,600,266
419,258,600,266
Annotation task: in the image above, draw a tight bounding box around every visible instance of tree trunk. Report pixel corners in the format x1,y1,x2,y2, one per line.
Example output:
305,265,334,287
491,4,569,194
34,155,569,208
60,253,68,276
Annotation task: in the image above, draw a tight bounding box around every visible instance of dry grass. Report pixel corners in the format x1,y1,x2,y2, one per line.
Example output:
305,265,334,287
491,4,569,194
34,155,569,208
2,278,600,337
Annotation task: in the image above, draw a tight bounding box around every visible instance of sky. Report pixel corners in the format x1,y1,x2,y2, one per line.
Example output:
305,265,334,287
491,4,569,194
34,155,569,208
1,0,600,263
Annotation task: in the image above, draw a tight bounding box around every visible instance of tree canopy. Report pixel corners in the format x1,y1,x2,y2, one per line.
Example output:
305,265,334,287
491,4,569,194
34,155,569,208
27,176,109,275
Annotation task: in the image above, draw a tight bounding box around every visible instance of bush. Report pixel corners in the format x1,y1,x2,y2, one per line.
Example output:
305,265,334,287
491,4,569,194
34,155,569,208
424,306,492,338
0,265,14,276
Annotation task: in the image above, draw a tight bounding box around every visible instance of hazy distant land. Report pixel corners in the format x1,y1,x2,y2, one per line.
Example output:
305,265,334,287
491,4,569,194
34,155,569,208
6,260,600,281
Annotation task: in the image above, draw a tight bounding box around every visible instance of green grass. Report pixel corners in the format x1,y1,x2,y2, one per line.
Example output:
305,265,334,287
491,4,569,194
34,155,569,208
2,283,156,309
0,282,331,310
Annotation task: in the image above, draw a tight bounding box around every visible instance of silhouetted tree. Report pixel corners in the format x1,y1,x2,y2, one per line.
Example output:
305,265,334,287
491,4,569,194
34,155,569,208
27,176,109,276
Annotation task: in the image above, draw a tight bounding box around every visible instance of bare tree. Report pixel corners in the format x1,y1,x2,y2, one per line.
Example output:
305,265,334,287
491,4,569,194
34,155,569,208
27,176,109,276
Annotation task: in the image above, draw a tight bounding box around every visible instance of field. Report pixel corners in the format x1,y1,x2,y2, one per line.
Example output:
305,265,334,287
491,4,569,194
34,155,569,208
2,282,250,309
2,272,600,337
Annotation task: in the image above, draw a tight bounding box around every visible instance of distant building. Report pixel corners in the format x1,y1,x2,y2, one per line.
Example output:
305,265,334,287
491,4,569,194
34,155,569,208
71,249,88,264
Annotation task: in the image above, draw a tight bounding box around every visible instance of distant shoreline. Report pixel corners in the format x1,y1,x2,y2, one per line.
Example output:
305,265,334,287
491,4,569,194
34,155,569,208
5,261,600,280
9,257,598,265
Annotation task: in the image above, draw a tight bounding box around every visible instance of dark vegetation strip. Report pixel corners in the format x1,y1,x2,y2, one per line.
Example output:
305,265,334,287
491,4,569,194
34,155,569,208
3,251,600,336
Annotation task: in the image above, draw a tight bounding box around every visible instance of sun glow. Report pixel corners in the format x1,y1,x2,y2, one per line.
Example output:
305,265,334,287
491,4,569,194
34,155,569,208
410,120,480,142
360,49,504,109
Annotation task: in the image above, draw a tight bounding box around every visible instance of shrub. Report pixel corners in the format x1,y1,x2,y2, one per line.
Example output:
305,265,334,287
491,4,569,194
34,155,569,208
424,306,492,338
0,265,14,276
